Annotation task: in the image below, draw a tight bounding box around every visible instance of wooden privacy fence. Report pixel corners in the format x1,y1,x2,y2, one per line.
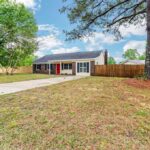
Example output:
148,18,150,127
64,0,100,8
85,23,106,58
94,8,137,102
93,65,144,77
0,66,32,74
14,66,32,74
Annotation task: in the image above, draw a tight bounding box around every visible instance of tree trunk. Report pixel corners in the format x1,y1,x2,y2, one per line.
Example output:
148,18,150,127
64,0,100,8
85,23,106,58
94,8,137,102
145,0,150,79
10,67,15,75
5,67,9,75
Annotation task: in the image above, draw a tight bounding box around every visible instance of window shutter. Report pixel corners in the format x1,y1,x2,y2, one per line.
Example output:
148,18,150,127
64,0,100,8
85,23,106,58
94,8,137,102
69,64,72,69
50,64,53,70
45,64,47,70
87,62,89,73
77,63,79,73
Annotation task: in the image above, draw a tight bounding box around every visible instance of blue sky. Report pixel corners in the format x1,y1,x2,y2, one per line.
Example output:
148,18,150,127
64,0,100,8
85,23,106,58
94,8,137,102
15,0,146,62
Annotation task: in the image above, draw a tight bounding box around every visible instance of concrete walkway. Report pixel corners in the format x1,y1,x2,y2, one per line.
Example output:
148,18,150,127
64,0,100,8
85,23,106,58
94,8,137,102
0,76,83,95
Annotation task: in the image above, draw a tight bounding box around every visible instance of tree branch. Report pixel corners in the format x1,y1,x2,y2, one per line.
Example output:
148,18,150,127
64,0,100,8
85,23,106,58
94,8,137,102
108,9,146,27
92,0,104,9
83,0,130,30
112,0,146,24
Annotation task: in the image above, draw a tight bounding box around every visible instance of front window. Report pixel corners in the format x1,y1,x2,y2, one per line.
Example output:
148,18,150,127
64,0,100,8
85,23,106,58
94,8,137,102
45,64,49,70
36,64,41,70
77,62,89,73
62,63,72,70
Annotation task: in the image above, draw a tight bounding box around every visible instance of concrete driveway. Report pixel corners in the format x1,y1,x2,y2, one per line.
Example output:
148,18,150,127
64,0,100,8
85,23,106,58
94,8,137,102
0,76,83,95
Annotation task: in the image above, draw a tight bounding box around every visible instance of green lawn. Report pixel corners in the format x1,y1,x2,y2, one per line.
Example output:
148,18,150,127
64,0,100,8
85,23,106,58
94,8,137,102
0,74,56,83
0,77,150,149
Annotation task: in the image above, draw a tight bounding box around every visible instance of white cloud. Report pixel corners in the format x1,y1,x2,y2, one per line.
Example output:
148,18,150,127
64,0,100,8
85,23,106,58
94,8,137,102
119,21,146,37
83,32,117,45
15,0,35,8
51,47,80,54
123,40,146,54
38,24,60,35
82,21,146,52
12,0,41,10
37,24,62,54
114,57,124,63
83,32,118,51
34,51,45,57
35,24,80,57
37,35,63,51
35,25,63,57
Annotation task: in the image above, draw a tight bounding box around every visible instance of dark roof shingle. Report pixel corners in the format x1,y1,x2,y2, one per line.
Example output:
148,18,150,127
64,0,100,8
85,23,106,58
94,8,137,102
34,51,102,64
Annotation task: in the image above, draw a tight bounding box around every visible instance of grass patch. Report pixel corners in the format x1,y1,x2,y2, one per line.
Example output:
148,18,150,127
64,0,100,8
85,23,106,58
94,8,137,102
135,109,149,117
0,77,150,149
0,74,56,83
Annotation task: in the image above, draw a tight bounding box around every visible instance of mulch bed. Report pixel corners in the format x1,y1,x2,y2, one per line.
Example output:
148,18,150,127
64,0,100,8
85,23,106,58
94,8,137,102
124,78,150,89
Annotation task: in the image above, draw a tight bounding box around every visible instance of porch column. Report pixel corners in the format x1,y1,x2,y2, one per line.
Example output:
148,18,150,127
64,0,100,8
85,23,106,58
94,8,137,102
60,62,62,75
49,63,51,75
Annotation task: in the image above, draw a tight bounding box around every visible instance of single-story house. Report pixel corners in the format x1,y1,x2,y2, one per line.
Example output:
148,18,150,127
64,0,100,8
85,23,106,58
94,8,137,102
33,50,107,76
121,60,145,65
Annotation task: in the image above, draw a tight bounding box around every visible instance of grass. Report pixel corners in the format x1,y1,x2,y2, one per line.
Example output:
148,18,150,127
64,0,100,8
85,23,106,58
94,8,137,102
0,77,150,149
0,74,56,83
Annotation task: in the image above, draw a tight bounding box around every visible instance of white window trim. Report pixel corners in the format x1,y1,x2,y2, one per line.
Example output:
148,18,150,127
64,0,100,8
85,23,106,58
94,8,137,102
62,63,72,70
76,61,91,76
78,62,89,72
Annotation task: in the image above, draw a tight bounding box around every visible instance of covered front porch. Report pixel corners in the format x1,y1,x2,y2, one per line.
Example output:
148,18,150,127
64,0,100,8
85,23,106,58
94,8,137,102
49,62,74,75
33,60,92,76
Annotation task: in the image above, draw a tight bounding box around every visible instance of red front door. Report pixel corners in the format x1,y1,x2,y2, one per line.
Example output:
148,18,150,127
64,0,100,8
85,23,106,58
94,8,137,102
56,64,60,75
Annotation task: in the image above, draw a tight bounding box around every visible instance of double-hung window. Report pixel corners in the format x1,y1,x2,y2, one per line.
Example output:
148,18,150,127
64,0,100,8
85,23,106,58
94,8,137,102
62,63,72,70
77,62,89,73
36,64,41,70
45,64,50,70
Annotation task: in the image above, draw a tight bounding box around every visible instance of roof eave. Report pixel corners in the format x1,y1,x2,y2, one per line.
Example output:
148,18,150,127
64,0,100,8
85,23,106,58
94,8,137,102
33,57,96,64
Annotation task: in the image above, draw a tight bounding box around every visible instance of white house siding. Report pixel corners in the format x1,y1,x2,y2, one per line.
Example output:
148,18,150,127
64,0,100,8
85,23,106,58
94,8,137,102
75,60,91,76
61,69,72,75
94,52,105,65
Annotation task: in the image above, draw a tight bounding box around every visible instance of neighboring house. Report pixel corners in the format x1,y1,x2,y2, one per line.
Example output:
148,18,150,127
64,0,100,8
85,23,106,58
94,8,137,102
121,60,145,65
33,50,107,76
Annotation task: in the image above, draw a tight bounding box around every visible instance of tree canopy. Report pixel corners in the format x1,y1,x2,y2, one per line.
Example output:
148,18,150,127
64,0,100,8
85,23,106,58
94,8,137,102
123,49,146,60
123,49,140,60
0,0,37,74
139,52,146,60
108,57,116,64
60,0,146,40
19,55,37,66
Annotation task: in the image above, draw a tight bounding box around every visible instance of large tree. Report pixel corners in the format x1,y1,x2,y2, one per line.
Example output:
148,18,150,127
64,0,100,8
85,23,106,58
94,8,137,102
108,57,116,64
123,49,140,60
139,52,146,60
123,49,146,60
19,55,37,66
0,0,37,74
61,0,150,78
